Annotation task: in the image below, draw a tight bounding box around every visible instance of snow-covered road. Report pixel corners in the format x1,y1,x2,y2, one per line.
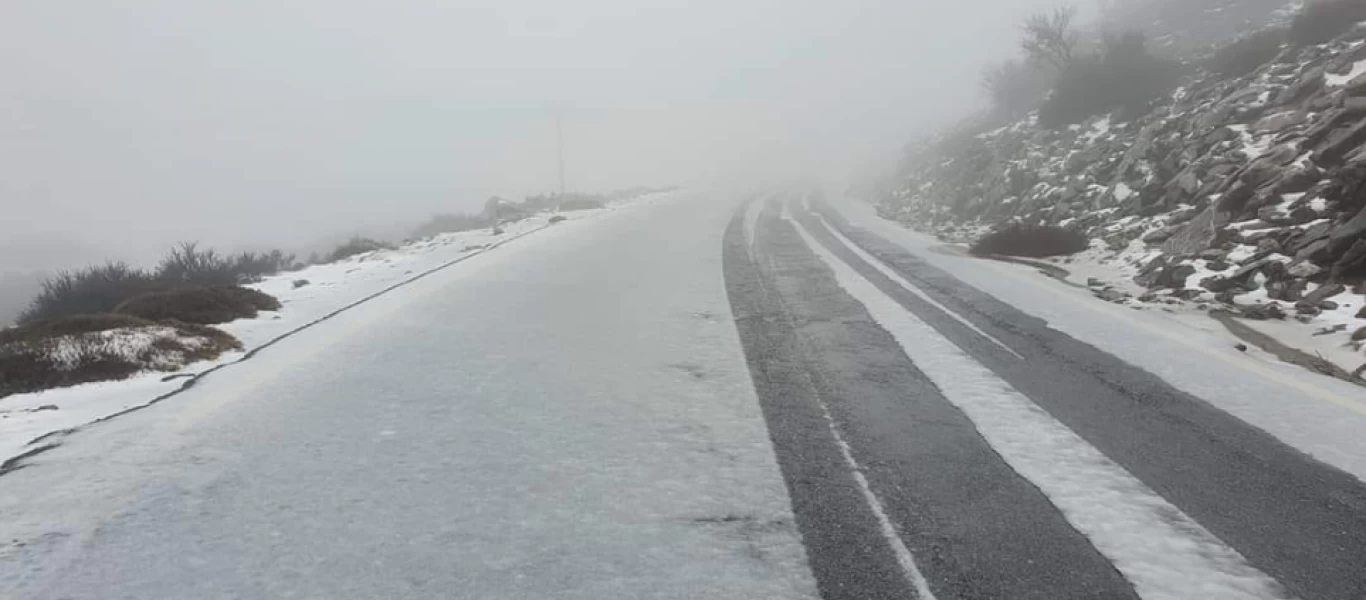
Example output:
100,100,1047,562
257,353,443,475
0,192,818,599
2,190,1366,599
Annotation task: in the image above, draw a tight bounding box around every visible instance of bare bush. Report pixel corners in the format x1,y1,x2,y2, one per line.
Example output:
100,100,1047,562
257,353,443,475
1039,30,1185,127
971,224,1089,258
1021,5,1080,71
327,237,392,262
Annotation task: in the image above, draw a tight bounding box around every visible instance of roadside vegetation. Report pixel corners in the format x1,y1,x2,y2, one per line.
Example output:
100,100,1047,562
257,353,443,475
970,224,1089,258
1,242,299,398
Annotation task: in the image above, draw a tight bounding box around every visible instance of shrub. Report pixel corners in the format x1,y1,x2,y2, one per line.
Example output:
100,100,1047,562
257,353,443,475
970,224,1089,257
17,242,298,324
412,213,489,239
156,242,237,285
982,59,1052,116
1038,30,1184,127
0,316,241,398
231,250,297,282
18,262,162,324
1290,0,1366,46
327,236,391,262
114,285,281,325
1021,5,1081,71
1207,28,1286,77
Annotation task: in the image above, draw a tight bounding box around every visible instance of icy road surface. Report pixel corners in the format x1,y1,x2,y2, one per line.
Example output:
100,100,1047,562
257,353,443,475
0,194,818,599
4,191,1366,599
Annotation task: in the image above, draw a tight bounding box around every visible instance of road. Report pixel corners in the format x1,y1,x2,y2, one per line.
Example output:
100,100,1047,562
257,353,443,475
2,191,1366,599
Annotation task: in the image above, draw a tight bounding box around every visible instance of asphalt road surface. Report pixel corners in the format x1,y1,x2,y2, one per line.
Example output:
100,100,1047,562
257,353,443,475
2,191,1366,599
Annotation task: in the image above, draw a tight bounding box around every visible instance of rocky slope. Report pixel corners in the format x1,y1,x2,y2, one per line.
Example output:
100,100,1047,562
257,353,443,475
879,18,1366,376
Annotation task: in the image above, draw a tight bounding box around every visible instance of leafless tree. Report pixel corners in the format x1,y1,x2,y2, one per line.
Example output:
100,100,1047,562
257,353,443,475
1021,5,1080,71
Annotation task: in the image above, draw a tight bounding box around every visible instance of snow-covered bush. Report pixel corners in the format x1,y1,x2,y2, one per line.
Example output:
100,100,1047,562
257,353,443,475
0,314,241,398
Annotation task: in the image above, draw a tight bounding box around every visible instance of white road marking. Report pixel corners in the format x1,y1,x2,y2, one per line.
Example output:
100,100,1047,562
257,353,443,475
790,216,1294,600
814,215,1025,360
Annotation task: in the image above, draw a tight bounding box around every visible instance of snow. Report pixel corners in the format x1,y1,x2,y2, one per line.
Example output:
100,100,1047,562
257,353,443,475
1113,182,1134,201
793,215,1290,600
835,198,1366,484
0,190,820,599
0,194,672,467
1327,59,1366,87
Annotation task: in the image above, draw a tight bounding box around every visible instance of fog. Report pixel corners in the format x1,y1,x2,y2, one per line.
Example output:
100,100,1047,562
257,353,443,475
2,0,1067,272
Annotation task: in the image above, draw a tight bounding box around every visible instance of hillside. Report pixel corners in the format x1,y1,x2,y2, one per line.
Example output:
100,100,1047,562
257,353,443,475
877,1,1366,376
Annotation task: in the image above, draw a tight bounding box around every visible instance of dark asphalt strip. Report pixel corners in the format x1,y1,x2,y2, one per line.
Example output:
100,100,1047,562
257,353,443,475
807,201,1366,600
749,208,1139,600
724,202,920,600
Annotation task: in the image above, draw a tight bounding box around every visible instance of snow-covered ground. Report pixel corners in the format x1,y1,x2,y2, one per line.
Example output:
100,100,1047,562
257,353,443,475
0,196,668,467
833,197,1366,484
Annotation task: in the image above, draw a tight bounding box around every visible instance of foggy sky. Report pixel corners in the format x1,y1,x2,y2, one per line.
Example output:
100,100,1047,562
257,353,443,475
1,0,1067,271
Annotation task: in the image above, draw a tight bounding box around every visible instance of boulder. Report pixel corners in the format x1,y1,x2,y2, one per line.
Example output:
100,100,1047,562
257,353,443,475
1241,302,1286,320
1287,261,1323,278
1274,68,1323,105
1332,239,1366,277
1328,206,1366,254
1312,120,1366,166
1303,282,1346,306
1254,110,1308,134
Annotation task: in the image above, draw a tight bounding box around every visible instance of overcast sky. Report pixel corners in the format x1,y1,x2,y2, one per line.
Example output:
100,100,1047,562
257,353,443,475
1,0,1071,270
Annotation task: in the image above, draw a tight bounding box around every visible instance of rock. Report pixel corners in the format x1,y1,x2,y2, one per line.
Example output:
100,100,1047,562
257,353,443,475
1296,238,1332,263
292,279,310,289
1284,278,1311,301
1254,110,1308,134
1303,282,1346,306
1348,72,1366,97
1312,120,1366,166
34,404,58,412
1290,221,1333,253
1242,302,1286,320
1358,304,1366,318
1329,206,1366,254
1198,248,1227,261
1255,237,1282,255
1287,261,1323,278
549,215,567,224
1158,264,1197,289
1313,324,1349,336
1094,288,1130,303
1320,300,1340,310
1295,302,1322,315
1087,277,1104,288
1332,239,1366,277
1356,327,1366,342
491,227,505,236
1143,227,1175,244
1207,259,1231,271
1134,255,1169,287
1275,68,1324,105
1235,343,1249,352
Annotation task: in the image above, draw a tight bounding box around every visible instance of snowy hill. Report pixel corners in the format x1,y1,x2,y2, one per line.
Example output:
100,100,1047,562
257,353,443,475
878,7,1366,378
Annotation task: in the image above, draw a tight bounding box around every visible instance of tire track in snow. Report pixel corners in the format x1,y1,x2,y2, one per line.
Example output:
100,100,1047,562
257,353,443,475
789,213,1293,600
